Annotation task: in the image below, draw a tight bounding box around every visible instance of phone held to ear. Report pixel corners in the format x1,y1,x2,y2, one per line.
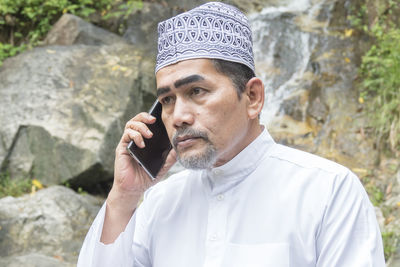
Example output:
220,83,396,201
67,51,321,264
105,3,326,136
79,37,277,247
127,100,172,180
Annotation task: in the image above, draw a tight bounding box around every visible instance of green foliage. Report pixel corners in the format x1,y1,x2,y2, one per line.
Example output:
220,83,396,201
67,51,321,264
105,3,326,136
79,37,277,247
0,0,142,65
0,172,32,198
352,2,400,261
77,186,87,195
347,4,367,29
103,0,143,20
0,42,25,63
356,1,400,154
362,173,385,206
360,26,400,152
382,231,400,261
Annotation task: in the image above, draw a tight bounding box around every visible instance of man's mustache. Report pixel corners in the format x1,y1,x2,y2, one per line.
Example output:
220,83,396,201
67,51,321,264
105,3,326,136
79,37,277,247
172,127,210,148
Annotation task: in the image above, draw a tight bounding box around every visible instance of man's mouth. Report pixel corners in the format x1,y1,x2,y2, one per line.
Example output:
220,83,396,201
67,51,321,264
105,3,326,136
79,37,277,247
173,135,202,149
172,127,210,151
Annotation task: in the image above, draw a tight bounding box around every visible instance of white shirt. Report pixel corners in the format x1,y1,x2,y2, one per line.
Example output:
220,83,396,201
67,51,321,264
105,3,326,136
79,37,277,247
78,129,385,267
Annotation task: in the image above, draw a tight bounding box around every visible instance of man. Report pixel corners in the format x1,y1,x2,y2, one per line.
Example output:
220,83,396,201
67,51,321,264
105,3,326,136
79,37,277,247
78,2,385,266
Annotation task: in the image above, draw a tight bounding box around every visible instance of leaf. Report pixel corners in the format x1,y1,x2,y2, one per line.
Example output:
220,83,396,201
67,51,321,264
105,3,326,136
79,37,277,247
344,28,353,37
32,179,43,189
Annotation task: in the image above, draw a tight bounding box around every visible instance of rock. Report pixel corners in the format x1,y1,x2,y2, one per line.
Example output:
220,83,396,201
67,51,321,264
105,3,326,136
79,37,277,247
390,250,400,267
0,43,154,188
0,253,73,267
44,13,128,46
252,0,380,170
306,84,329,124
0,186,103,265
123,2,175,55
279,89,309,121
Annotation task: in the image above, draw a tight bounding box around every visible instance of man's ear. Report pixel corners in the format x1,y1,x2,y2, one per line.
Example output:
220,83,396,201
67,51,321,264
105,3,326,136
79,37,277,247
244,77,264,119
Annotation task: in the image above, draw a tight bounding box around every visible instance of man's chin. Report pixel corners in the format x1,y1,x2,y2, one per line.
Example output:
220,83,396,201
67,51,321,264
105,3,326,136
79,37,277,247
177,148,217,170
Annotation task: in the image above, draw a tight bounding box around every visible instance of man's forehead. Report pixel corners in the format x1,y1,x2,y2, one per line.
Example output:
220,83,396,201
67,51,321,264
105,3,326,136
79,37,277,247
156,58,214,83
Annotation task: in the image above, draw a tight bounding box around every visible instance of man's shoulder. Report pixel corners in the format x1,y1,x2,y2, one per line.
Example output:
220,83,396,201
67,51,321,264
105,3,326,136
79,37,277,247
264,143,368,207
268,143,350,176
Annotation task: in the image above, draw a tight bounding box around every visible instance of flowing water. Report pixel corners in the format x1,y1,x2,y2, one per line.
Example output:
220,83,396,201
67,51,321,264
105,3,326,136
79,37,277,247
249,0,380,170
250,0,334,126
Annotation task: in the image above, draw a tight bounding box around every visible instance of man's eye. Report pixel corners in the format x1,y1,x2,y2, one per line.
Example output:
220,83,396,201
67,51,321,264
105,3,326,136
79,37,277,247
160,96,174,105
191,87,204,95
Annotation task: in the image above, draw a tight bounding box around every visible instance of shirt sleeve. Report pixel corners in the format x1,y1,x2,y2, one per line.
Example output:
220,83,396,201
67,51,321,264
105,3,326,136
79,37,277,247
77,201,138,267
315,171,386,267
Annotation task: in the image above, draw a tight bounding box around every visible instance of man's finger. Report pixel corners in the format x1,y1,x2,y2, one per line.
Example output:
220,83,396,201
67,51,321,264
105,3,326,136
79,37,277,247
130,112,156,125
122,128,146,148
125,120,153,139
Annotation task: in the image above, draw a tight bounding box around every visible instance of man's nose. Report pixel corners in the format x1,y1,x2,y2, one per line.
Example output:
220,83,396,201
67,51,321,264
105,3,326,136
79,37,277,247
172,98,194,128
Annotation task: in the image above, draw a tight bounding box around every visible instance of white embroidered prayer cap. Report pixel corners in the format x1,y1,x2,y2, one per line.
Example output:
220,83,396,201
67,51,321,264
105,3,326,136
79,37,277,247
155,2,254,73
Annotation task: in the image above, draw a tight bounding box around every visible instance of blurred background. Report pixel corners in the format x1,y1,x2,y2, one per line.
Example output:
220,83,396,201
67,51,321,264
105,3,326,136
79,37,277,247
0,0,399,266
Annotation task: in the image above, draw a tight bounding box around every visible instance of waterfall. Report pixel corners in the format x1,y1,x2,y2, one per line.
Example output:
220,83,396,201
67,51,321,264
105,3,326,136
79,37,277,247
250,0,333,127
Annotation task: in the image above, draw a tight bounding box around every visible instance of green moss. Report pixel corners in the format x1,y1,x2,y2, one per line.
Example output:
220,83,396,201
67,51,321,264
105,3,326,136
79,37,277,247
360,25,400,152
0,172,31,198
382,231,400,261
0,0,143,65
351,0,400,154
362,173,385,206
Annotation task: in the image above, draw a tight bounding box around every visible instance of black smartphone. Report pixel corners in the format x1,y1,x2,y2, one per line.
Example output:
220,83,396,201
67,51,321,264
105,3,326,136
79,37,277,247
127,100,172,180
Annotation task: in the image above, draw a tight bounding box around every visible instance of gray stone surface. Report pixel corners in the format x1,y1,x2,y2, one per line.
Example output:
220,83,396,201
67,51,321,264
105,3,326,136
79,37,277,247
390,251,400,267
44,13,128,46
123,2,175,55
0,253,73,267
0,186,103,265
0,43,153,186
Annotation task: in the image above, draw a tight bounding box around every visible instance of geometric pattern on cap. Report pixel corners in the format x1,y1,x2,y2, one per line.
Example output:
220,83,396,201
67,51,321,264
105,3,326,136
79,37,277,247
155,2,254,73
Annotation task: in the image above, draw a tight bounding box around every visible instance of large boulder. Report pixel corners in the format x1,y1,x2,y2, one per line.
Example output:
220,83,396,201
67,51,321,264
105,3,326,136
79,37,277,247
0,253,73,267
0,186,103,265
0,42,155,188
44,13,129,46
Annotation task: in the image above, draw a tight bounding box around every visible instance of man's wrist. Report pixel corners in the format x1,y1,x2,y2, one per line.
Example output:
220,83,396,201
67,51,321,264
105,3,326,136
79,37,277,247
106,187,141,217
101,188,140,244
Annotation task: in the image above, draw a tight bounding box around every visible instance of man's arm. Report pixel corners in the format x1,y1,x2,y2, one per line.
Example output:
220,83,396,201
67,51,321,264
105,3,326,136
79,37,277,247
78,112,176,266
315,171,385,266
77,202,138,266
102,112,159,243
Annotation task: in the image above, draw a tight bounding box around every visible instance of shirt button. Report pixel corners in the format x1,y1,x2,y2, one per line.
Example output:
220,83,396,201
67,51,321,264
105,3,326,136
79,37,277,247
216,194,224,201
213,169,222,176
209,233,218,241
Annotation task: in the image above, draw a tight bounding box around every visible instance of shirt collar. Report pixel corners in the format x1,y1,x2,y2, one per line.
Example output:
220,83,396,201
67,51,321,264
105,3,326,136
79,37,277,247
201,127,275,194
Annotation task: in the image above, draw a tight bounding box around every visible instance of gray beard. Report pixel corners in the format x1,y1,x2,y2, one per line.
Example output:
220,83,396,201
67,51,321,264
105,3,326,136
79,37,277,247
178,142,217,169
172,127,217,170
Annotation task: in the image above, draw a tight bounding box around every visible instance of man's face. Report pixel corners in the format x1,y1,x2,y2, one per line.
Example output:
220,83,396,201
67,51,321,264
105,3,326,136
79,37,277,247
156,59,252,169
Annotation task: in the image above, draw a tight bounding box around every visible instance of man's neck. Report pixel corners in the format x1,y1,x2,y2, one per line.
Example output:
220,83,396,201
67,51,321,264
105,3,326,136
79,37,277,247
214,122,264,167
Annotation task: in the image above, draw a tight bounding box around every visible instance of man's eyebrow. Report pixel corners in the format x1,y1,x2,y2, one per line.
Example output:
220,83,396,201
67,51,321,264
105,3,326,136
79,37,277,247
174,74,204,89
156,75,205,97
156,87,171,97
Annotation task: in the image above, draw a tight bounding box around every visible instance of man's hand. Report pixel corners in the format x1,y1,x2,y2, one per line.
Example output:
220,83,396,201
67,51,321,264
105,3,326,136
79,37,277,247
101,112,176,244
